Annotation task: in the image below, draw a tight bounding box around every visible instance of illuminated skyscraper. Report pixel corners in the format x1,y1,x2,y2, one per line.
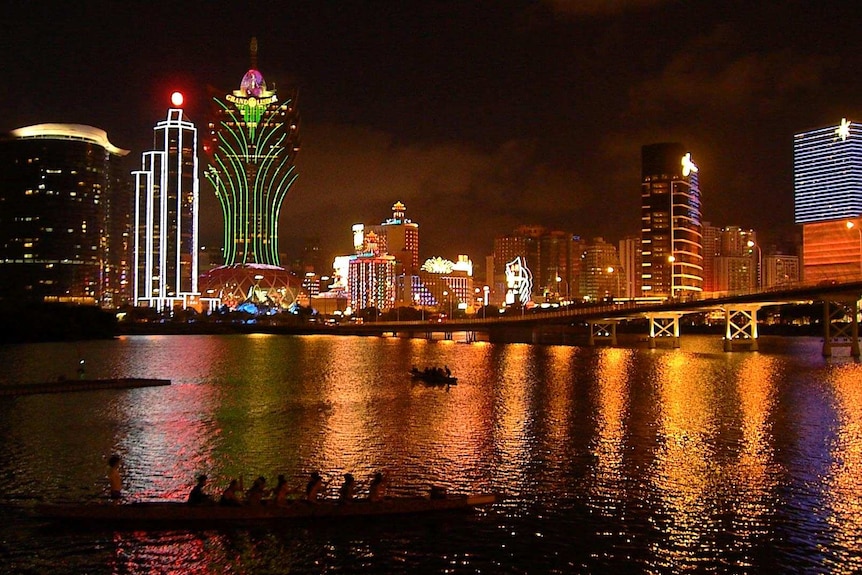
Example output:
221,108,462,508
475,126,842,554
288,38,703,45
640,143,703,298
133,93,200,309
364,201,420,305
364,202,420,269
794,118,862,281
348,231,397,311
206,37,300,266
794,118,862,224
0,124,130,306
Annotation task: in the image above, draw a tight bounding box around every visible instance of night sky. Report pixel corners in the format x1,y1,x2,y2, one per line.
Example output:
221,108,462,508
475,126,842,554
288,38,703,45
3,1,861,267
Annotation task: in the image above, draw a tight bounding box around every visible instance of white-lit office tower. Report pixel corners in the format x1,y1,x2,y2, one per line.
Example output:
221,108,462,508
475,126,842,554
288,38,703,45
794,118,862,281
640,143,704,298
133,94,200,309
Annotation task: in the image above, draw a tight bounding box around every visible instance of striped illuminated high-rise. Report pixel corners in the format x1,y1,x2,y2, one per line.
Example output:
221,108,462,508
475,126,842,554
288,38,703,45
794,118,862,224
640,143,703,299
133,93,200,309
205,37,300,266
794,118,862,281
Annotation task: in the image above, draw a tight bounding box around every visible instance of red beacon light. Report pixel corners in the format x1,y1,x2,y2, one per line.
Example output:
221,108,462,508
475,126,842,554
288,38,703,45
170,91,184,107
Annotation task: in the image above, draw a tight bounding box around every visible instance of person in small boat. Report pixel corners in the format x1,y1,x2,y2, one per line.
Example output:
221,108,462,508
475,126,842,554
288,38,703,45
107,455,122,500
220,479,242,506
444,365,451,377
188,475,212,506
368,472,387,502
339,473,355,503
246,476,268,505
273,474,291,505
305,471,324,502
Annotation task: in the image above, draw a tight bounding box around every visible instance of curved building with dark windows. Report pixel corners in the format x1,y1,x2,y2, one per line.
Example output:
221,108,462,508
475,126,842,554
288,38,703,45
0,124,131,306
640,143,703,299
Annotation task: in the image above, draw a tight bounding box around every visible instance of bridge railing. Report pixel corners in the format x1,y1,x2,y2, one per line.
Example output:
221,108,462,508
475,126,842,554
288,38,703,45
337,279,862,330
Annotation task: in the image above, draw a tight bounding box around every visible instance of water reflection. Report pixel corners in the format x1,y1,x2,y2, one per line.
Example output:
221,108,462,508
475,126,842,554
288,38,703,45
729,353,780,567
824,363,862,573
1,335,861,573
588,348,632,514
649,351,722,571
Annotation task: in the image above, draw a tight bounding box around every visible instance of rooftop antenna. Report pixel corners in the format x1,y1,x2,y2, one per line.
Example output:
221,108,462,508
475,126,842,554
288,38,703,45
250,37,258,69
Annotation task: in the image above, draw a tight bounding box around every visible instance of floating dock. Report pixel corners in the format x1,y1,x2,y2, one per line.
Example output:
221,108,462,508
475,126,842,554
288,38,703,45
0,378,171,397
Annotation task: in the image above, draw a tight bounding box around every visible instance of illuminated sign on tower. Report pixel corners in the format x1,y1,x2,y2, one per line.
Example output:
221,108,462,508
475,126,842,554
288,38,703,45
205,37,301,266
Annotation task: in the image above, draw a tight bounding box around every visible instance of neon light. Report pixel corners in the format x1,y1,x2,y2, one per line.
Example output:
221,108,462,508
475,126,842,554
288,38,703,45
681,152,698,177
133,108,200,309
421,257,455,274
206,70,299,266
171,91,184,107
505,256,533,306
837,117,851,141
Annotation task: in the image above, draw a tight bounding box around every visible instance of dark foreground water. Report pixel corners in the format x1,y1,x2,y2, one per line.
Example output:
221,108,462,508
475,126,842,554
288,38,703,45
0,334,860,574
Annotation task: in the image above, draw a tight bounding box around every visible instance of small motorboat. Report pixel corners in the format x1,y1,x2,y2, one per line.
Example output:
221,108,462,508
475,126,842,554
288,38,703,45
409,368,457,386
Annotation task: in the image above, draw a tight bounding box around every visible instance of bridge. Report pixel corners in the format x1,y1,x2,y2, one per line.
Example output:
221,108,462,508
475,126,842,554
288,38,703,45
334,281,862,356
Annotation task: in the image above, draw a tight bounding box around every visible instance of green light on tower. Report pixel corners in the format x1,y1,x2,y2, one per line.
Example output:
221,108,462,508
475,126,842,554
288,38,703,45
205,38,300,266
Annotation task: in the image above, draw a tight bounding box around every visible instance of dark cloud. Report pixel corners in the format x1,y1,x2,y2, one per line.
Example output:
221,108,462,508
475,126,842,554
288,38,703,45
543,0,673,16
285,124,588,261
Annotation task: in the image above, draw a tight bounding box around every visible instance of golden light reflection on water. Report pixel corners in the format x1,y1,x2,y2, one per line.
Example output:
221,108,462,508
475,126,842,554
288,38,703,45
823,363,862,573
730,353,780,551
492,344,535,496
588,347,632,513
542,346,576,449
649,351,721,569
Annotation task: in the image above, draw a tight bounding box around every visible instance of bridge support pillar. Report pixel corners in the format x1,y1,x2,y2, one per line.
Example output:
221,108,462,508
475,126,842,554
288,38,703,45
722,305,760,351
588,321,618,346
822,300,860,357
647,313,681,348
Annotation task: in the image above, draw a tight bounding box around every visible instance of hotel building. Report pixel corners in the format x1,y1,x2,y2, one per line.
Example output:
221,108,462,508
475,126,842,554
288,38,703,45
205,37,300,267
640,143,704,299
0,124,130,306
133,95,201,309
363,201,420,305
794,118,862,281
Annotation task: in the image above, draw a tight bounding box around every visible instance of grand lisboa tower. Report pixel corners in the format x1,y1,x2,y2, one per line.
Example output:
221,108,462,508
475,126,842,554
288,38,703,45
200,38,302,310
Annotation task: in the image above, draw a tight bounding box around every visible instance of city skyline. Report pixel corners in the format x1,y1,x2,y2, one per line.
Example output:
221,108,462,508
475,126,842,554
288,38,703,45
3,2,862,264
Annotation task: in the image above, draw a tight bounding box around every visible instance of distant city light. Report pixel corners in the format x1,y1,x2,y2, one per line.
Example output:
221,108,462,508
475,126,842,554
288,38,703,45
171,91,184,107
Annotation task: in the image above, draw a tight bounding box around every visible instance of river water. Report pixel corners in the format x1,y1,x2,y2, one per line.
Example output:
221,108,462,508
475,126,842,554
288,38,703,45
0,334,860,574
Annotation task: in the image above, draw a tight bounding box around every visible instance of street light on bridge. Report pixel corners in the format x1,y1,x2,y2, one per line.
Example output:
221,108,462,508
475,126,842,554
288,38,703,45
847,221,862,280
746,240,762,290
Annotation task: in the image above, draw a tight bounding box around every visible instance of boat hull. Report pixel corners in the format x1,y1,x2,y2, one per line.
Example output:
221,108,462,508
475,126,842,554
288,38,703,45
35,494,497,526
409,372,458,385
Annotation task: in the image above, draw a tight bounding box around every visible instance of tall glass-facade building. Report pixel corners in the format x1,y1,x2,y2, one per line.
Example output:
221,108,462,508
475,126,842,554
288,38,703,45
0,124,130,306
640,143,703,299
794,119,862,281
205,38,300,266
132,100,200,309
